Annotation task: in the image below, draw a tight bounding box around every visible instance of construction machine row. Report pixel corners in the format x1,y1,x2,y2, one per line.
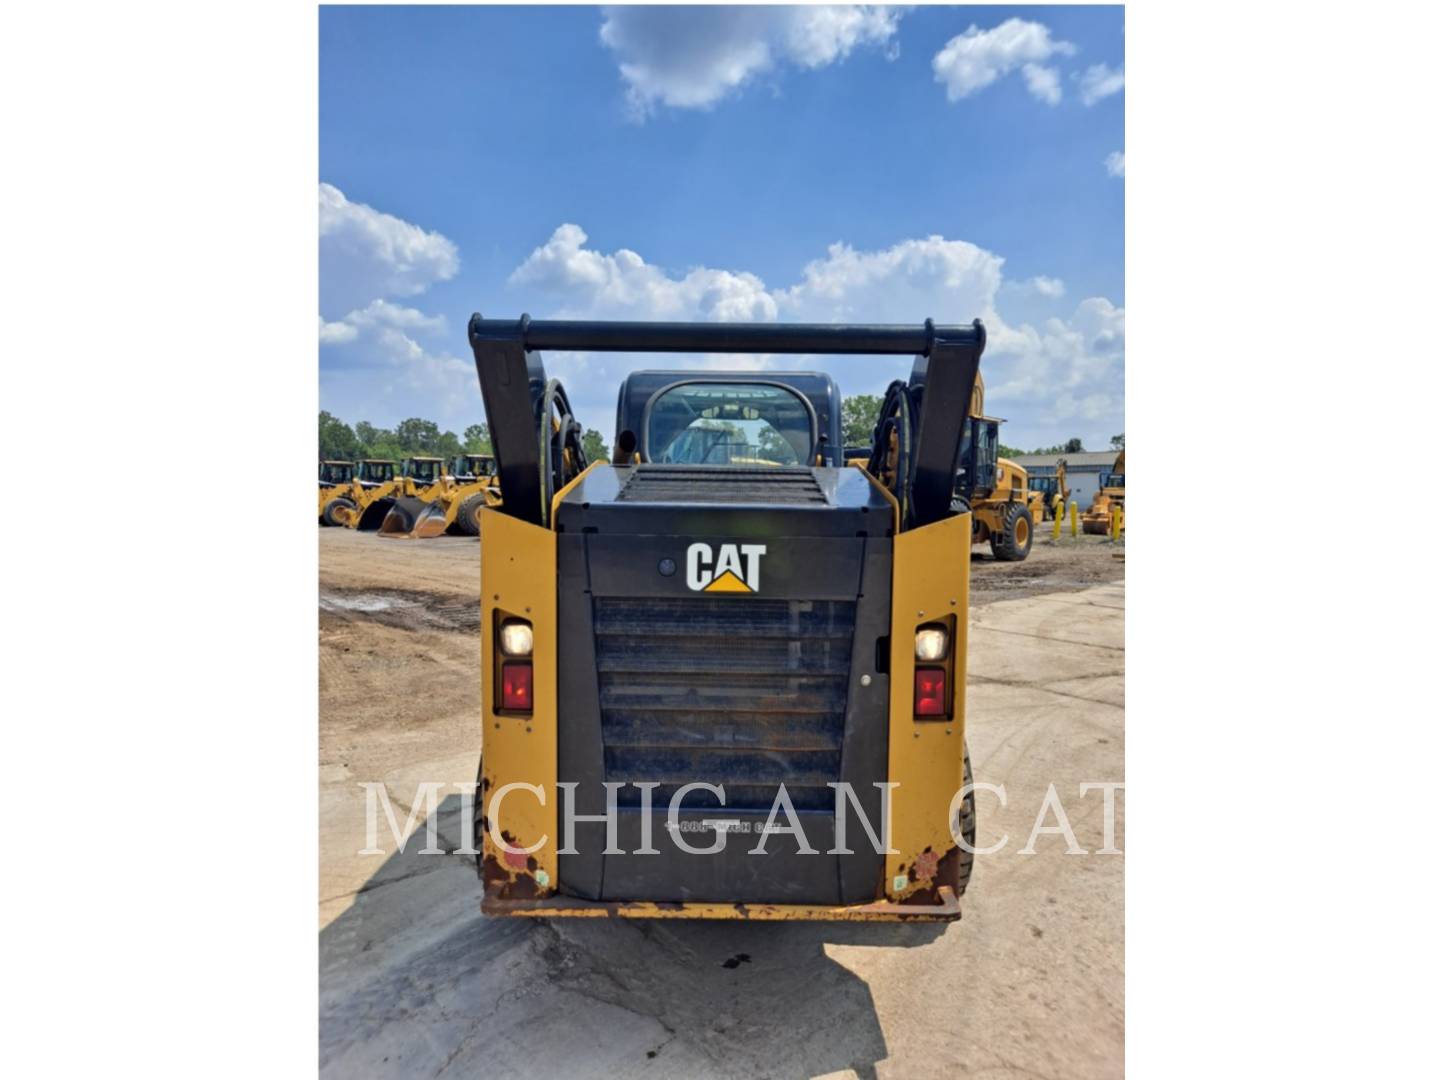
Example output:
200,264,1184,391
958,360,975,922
318,453,502,538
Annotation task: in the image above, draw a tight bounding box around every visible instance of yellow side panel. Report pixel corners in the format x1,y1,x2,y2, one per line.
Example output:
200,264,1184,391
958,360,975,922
479,508,559,899
886,511,971,902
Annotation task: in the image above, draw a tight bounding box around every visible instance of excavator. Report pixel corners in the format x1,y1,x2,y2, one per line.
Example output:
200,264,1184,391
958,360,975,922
1028,458,1069,522
376,453,503,539
318,460,355,525
322,459,399,529
1082,449,1125,535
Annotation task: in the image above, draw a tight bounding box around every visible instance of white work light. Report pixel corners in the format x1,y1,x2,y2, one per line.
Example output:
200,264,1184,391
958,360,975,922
499,619,534,657
914,625,948,662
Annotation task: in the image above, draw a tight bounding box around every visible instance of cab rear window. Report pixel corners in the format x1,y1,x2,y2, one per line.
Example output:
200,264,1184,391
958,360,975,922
646,383,813,466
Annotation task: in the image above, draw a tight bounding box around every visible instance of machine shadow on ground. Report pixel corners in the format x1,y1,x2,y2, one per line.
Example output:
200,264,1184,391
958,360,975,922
320,794,949,1079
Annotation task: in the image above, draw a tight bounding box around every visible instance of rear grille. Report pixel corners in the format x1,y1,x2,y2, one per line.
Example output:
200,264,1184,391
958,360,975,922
616,466,828,505
593,596,855,810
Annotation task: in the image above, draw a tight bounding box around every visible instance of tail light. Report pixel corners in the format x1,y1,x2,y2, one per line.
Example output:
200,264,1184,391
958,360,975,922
915,667,947,717
501,661,533,712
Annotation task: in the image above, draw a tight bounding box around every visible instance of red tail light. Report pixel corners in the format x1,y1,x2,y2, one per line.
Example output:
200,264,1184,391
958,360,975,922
501,661,533,712
915,667,947,717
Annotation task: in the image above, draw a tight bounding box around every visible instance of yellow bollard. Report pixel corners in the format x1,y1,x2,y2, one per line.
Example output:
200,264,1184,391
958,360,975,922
1112,504,1124,540
1052,498,1062,540
1069,501,1079,538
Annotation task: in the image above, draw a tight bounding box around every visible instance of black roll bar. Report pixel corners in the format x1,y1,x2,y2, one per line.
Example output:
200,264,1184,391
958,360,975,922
468,314,986,529
468,316,983,356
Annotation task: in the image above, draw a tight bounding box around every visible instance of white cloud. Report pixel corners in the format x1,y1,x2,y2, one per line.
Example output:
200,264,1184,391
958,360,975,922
598,5,904,115
1078,63,1125,106
506,224,1123,447
317,186,472,420
1025,275,1066,298
511,224,779,322
318,182,459,315
932,18,1076,104
1105,150,1126,178
1021,63,1063,106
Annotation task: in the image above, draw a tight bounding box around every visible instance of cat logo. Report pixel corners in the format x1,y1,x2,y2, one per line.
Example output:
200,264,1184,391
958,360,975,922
685,542,766,593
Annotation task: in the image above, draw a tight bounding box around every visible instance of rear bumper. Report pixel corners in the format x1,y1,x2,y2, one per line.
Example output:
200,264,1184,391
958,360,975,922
482,886,961,922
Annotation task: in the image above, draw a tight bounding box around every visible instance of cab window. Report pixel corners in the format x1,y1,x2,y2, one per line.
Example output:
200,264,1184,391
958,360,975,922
646,383,813,466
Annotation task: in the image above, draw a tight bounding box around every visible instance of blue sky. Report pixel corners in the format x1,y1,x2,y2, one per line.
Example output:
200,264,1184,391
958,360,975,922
319,5,1124,451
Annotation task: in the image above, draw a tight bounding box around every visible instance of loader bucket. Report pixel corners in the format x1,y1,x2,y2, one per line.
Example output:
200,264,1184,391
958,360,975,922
356,497,396,531
378,496,451,539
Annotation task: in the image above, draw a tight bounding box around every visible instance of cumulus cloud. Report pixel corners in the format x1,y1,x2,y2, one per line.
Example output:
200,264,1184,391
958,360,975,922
318,182,459,315
511,224,779,322
1024,275,1067,298
318,187,470,419
1078,63,1125,106
599,5,904,114
506,224,1124,446
1105,150,1126,178
932,18,1076,105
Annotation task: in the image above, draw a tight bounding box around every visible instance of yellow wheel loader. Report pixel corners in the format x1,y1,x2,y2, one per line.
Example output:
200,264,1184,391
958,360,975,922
375,453,503,539
939,374,1039,561
377,456,451,539
1082,449,1125,535
318,460,356,525
444,453,503,536
326,459,399,529
469,313,985,921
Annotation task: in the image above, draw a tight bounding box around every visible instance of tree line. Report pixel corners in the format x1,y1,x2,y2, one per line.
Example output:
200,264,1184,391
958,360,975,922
319,412,610,465
841,394,1122,458
321,402,1120,468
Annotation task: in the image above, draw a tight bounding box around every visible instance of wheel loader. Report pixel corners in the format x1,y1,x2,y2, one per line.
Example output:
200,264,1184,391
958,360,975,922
469,314,984,921
318,460,355,525
324,459,399,529
377,456,450,539
1082,449,1125,535
944,374,1039,561
375,453,503,539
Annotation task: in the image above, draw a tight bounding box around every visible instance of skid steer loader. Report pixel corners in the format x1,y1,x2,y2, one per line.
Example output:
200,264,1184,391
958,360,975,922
377,456,451,539
318,460,355,525
469,314,984,921
323,459,398,528
1082,449,1125,535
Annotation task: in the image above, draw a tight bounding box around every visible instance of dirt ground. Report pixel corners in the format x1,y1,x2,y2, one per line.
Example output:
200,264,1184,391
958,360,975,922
319,525,1125,1078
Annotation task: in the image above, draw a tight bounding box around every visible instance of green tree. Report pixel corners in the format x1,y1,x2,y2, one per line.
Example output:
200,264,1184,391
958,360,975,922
355,421,384,448
1031,437,1085,455
581,428,610,463
841,394,883,447
1110,432,1125,450
318,411,362,461
999,442,1025,459
463,423,493,454
394,417,444,454
756,425,793,462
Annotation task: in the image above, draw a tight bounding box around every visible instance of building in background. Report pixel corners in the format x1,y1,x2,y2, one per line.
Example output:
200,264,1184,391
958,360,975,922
1011,451,1119,512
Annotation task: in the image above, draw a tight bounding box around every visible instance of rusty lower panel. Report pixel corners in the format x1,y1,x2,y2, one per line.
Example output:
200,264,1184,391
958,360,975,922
481,886,961,922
